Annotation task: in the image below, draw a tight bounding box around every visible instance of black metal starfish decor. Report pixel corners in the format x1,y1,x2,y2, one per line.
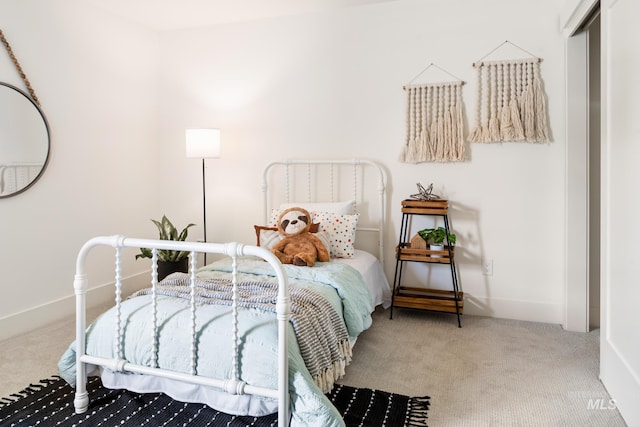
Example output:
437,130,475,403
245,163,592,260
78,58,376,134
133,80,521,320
410,182,440,200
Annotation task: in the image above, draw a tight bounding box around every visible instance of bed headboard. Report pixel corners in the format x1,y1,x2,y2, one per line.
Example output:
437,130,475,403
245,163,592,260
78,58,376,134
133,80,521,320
261,159,387,262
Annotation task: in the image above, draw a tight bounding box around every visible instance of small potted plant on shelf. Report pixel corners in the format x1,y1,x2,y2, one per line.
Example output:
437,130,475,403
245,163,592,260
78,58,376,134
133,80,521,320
136,215,195,280
418,227,456,258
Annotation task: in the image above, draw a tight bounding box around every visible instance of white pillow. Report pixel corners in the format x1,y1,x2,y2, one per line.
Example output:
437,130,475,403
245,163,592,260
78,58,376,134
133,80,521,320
278,200,355,215
259,228,282,250
315,231,332,256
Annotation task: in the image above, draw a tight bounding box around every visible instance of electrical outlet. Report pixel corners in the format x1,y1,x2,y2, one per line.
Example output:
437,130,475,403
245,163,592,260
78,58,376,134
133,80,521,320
482,259,493,276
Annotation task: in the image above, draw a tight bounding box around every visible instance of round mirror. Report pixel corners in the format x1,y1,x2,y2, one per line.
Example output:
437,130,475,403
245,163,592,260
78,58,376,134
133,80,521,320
0,81,50,198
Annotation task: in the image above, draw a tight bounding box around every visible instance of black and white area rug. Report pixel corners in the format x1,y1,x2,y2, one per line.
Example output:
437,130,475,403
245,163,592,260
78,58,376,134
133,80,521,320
0,376,429,427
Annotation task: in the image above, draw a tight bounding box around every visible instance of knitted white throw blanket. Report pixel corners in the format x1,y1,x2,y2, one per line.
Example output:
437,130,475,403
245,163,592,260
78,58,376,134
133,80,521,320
132,273,352,394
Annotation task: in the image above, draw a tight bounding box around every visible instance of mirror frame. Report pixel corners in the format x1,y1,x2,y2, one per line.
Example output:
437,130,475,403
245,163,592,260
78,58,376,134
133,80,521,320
0,81,51,199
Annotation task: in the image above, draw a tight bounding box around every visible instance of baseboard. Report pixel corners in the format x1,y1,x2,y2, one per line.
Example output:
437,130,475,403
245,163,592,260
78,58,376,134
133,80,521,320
462,294,564,324
0,272,149,342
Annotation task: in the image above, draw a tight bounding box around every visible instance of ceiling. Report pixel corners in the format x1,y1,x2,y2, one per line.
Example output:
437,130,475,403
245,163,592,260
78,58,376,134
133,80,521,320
85,0,395,31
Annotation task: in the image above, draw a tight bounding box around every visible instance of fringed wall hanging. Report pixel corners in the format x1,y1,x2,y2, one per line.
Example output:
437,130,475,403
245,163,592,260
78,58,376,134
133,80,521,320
469,41,550,144
399,63,466,163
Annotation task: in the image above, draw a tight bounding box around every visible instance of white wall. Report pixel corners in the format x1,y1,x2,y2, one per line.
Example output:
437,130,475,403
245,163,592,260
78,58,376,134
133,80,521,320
0,0,568,340
0,0,164,340
159,0,567,323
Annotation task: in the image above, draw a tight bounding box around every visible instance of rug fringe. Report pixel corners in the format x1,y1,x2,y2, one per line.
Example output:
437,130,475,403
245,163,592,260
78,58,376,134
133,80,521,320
405,395,431,427
0,397,16,407
0,376,63,408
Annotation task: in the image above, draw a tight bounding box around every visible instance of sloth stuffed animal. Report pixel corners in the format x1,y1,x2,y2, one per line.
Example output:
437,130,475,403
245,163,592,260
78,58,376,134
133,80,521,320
271,207,330,267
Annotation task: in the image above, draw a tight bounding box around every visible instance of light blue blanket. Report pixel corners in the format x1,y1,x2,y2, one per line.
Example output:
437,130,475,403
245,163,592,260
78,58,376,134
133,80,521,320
58,257,372,427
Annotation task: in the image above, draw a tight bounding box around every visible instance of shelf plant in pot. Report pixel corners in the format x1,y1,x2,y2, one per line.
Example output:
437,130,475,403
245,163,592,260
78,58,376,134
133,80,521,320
136,215,196,281
418,226,456,258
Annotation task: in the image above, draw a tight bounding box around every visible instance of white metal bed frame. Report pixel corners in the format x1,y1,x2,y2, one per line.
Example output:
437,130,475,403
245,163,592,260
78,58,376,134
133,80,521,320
72,159,386,427
73,236,291,426
262,159,387,262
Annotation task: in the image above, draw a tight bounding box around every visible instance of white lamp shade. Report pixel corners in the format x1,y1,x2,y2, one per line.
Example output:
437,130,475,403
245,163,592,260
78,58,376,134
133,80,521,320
186,128,221,159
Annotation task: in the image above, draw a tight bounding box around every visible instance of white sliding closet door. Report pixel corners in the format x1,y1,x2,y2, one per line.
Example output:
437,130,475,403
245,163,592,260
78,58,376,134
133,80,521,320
600,0,640,425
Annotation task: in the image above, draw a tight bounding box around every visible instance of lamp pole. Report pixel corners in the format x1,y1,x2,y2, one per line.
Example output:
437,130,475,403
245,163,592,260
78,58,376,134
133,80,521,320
202,157,208,265
186,128,220,267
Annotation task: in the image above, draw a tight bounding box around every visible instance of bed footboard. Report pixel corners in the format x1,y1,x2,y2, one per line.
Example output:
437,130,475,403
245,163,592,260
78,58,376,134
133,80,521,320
72,235,291,426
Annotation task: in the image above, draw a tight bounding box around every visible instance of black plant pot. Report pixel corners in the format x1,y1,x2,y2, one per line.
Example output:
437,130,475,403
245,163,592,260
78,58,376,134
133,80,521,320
157,258,189,281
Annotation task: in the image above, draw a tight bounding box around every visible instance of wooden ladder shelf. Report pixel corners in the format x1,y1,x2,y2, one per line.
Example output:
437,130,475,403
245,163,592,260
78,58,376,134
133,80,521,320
390,199,463,327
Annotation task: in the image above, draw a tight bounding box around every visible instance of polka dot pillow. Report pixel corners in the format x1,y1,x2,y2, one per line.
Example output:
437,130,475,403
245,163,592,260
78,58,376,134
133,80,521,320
313,211,359,258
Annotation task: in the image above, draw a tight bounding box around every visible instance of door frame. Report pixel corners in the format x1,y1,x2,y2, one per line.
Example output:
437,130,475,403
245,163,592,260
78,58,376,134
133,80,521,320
562,0,599,333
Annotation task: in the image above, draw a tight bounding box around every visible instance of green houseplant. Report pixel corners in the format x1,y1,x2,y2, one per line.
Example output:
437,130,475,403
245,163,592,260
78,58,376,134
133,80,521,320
417,226,456,245
418,227,456,258
136,215,195,280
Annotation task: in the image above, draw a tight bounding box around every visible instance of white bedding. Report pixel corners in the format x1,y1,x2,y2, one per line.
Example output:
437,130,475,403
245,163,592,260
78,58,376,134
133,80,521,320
333,249,391,309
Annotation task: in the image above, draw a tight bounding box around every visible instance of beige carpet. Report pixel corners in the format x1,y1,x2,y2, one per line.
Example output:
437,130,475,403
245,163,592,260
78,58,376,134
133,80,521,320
0,306,627,426
341,308,626,427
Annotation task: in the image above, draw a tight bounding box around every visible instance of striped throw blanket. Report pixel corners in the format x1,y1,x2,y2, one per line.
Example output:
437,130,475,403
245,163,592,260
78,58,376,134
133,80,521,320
131,273,352,393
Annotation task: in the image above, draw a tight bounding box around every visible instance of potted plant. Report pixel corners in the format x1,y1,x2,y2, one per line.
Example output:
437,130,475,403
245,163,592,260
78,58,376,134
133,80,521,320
418,227,456,258
136,215,196,280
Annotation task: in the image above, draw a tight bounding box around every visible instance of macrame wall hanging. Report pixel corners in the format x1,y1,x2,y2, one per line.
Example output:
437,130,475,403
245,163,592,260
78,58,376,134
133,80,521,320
469,40,549,144
399,63,466,163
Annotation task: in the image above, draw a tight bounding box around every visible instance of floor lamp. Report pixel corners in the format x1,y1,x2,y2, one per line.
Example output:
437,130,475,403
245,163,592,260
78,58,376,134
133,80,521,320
186,128,221,265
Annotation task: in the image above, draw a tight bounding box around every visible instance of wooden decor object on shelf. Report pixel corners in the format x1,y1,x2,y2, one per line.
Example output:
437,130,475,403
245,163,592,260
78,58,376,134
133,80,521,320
410,233,427,249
